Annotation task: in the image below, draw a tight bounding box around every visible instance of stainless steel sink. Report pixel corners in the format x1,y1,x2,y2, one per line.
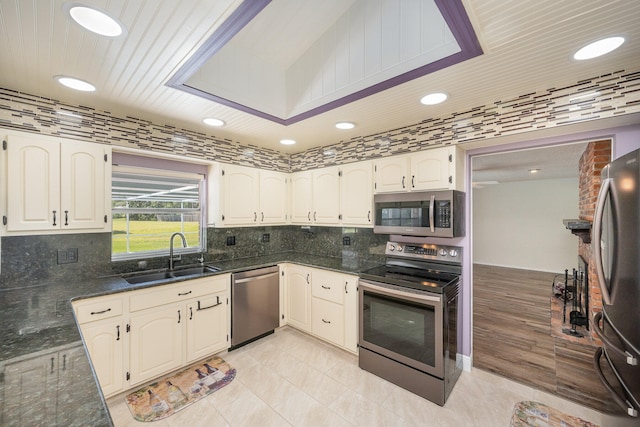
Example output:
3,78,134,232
124,265,220,284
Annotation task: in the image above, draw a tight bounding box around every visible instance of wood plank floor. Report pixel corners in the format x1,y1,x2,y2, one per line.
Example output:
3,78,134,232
472,264,619,414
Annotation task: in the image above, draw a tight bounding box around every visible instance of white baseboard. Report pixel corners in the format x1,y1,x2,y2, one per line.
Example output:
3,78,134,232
462,355,472,372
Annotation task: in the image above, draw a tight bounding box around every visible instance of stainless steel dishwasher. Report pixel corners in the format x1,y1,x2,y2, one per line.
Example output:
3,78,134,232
230,265,280,349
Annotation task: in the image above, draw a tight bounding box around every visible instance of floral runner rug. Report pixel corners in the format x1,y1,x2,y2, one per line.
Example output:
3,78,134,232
509,401,600,427
125,355,236,422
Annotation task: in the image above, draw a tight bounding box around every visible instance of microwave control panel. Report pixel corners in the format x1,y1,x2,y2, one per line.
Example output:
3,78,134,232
386,242,461,263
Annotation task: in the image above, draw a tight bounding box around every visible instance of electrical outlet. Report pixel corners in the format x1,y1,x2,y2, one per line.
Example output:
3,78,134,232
226,236,236,246
262,233,270,243
342,236,351,246
57,248,78,264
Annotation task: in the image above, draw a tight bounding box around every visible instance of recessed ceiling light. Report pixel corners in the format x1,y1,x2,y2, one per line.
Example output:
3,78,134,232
420,92,448,105
529,168,541,174
573,37,625,60
54,75,96,92
64,3,126,37
203,117,225,127
335,122,355,130
280,139,296,146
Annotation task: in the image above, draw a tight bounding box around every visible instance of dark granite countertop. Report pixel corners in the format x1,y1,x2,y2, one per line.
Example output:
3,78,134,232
0,252,380,426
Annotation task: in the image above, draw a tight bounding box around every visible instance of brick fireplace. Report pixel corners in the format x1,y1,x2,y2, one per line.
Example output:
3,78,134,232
578,140,611,342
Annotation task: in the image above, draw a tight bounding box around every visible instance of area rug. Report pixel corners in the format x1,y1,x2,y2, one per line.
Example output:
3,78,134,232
509,401,599,427
125,355,236,422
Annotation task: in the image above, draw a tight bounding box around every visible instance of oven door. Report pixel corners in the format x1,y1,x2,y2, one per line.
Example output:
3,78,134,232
359,280,443,378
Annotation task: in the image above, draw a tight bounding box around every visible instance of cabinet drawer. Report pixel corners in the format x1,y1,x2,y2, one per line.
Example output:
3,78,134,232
311,298,344,346
73,296,124,324
312,269,344,304
130,275,229,312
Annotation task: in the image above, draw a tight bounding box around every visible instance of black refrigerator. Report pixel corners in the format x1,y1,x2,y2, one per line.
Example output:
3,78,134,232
593,148,640,418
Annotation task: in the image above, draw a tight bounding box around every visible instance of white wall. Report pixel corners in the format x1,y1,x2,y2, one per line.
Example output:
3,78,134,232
472,178,579,273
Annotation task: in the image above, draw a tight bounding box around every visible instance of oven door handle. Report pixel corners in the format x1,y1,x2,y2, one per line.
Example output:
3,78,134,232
429,194,435,233
359,281,441,303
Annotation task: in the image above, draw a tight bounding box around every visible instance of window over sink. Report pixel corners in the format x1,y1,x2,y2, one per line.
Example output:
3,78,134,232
111,154,206,261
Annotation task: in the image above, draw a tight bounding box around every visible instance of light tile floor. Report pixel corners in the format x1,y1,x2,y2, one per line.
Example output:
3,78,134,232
107,327,635,427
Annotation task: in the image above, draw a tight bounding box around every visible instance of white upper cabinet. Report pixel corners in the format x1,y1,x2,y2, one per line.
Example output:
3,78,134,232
312,166,340,225
374,146,463,193
220,164,260,225
290,171,313,224
259,170,288,224
340,161,373,226
3,131,110,233
218,164,288,226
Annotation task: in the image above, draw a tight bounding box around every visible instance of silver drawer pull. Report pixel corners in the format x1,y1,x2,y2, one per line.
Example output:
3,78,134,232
90,308,111,315
321,285,331,290
178,290,192,296
322,319,331,324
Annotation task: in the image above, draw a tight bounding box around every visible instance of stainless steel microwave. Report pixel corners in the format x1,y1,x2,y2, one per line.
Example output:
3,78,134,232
373,190,465,237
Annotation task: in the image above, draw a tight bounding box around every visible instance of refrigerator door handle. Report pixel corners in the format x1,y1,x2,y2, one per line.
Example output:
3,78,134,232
593,177,612,305
593,312,638,366
593,347,639,417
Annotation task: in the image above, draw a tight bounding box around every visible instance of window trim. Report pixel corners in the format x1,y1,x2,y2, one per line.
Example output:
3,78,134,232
111,162,207,262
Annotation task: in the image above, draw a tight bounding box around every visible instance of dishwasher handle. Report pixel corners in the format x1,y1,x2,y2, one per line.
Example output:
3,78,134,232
233,271,279,284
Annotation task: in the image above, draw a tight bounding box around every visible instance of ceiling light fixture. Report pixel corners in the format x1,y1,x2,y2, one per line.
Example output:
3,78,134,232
54,75,96,92
64,3,126,37
280,139,296,146
420,92,448,105
573,36,625,60
335,122,355,130
202,117,225,127
529,168,541,174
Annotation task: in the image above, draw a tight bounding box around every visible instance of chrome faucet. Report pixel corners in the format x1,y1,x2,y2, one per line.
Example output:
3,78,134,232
169,232,187,270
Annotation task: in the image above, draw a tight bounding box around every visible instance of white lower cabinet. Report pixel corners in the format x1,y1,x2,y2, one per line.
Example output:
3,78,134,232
284,264,312,332
283,264,358,354
73,273,230,397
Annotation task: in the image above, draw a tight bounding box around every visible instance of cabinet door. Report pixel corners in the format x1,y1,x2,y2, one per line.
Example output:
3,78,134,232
60,139,108,230
409,148,452,191
186,292,228,362
286,265,312,332
374,156,408,193
221,165,259,225
80,319,125,397
312,166,340,224
129,304,183,385
340,161,373,225
2,351,59,425
6,133,60,231
290,171,313,224
260,170,288,224
343,276,358,353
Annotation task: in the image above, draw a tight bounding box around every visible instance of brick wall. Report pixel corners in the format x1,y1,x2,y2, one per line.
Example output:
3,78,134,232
577,140,611,342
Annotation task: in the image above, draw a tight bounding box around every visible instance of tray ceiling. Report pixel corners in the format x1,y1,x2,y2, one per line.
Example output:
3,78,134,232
0,0,639,154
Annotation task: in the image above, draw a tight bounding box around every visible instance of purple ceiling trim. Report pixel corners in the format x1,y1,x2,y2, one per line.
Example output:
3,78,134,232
166,0,271,87
167,0,482,126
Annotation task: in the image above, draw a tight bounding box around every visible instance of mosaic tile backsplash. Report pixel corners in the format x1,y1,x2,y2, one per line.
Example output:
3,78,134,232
1,68,639,173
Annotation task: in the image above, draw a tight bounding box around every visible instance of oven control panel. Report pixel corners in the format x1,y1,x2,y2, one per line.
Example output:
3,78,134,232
386,242,461,262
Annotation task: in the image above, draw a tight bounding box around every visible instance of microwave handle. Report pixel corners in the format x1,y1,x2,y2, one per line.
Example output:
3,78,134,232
429,195,435,233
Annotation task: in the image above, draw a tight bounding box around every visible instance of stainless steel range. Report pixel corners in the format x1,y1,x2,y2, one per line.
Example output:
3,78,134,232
358,241,462,406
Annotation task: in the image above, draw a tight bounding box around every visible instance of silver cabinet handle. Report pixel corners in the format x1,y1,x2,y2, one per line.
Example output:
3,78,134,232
178,290,192,296
322,319,331,324
90,308,111,315
177,309,181,324
52,210,57,226
308,212,311,221
261,212,264,221
412,175,415,188
367,210,371,222
314,211,317,221
64,210,69,226
402,176,405,188
345,281,348,294
254,212,257,222
593,177,612,305
197,297,222,311
116,325,120,341
321,285,330,290
306,274,310,284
